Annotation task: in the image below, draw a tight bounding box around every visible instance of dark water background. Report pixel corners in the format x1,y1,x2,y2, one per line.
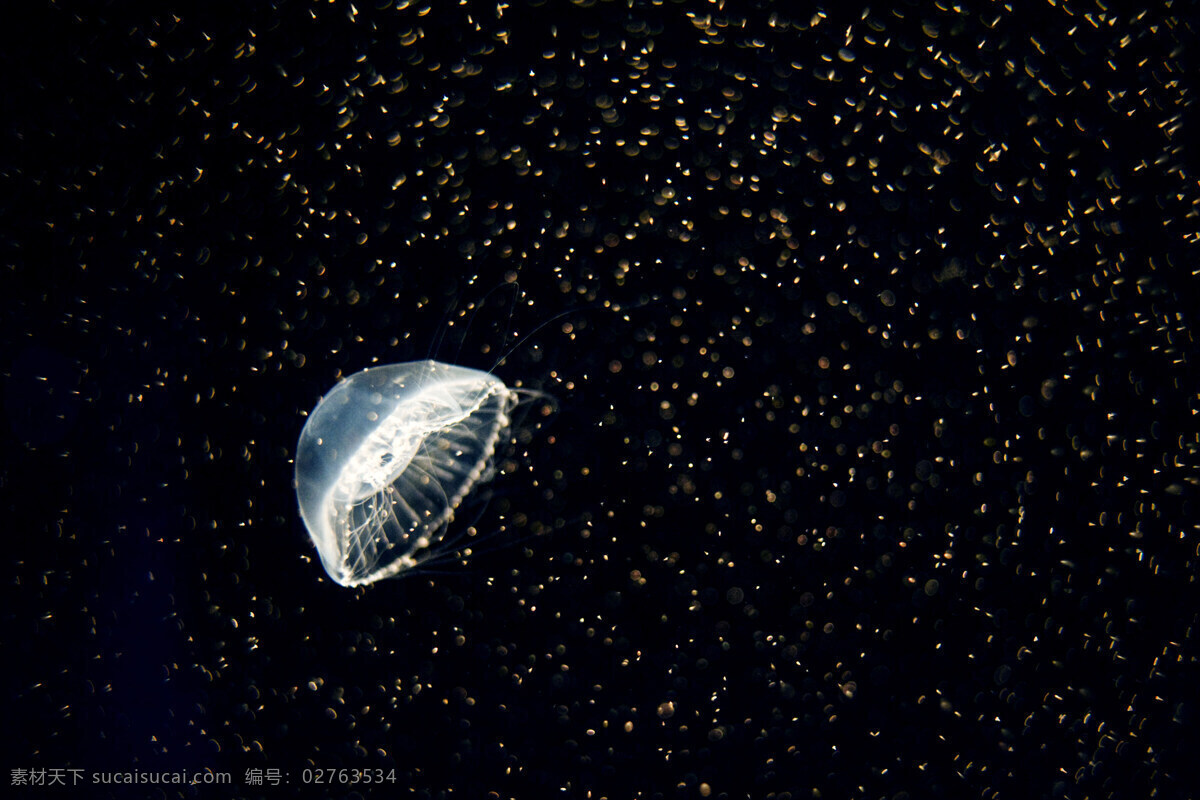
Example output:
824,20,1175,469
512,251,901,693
3,1,1196,797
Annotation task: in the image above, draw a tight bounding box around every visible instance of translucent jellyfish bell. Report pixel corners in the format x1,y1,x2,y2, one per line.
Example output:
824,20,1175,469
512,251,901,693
295,360,520,587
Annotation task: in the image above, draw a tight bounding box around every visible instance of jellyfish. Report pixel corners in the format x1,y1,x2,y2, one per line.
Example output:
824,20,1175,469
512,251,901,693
295,360,522,586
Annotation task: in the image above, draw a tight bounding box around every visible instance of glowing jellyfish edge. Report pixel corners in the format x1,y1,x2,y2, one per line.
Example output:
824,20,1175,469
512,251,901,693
295,360,520,587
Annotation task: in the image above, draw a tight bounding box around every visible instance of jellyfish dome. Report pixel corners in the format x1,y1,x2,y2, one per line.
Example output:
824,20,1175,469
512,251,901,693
295,360,520,587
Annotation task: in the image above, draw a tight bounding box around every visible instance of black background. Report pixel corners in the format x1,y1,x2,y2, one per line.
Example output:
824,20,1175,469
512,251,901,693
3,1,1197,798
